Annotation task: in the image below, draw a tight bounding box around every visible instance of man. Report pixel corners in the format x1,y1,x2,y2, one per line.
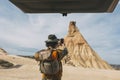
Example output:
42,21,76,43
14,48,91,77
34,34,68,80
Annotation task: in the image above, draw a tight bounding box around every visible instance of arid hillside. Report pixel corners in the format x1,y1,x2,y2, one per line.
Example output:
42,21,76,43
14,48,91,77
0,54,120,80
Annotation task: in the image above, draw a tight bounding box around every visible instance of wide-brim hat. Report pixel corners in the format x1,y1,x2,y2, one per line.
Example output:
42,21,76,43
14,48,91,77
45,34,58,43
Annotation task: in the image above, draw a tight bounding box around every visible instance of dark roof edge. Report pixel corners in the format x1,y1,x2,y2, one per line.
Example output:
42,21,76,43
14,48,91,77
107,0,119,12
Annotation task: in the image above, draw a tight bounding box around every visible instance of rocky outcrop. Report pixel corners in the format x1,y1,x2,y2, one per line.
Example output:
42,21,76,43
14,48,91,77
0,48,7,55
0,48,14,69
64,21,112,69
0,59,14,69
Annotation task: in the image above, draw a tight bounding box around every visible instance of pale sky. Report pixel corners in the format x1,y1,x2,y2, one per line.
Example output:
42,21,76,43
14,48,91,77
0,0,120,64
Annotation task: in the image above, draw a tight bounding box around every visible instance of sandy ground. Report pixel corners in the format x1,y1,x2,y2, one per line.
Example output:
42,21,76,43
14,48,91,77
0,55,120,80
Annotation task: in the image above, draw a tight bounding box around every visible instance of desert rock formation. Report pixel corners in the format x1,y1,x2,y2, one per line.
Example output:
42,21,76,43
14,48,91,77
0,48,14,69
0,48,7,55
64,21,112,69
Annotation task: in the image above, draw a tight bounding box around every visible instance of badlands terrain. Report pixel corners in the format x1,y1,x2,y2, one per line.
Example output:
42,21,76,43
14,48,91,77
0,55,120,80
0,21,120,80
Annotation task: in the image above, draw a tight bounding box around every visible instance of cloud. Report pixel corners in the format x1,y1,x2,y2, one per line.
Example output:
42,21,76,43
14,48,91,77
0,0,120,64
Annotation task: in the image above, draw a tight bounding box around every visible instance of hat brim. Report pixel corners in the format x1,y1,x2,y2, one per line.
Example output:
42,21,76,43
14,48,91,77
45,39,58,43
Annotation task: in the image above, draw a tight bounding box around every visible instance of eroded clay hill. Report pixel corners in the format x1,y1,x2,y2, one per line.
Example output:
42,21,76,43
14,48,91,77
64,21,112,69
0,48,7,55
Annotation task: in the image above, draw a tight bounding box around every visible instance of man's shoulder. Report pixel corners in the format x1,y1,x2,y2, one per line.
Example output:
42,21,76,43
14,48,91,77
56,49,63,53
34,49,48,61
36,48,63,54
